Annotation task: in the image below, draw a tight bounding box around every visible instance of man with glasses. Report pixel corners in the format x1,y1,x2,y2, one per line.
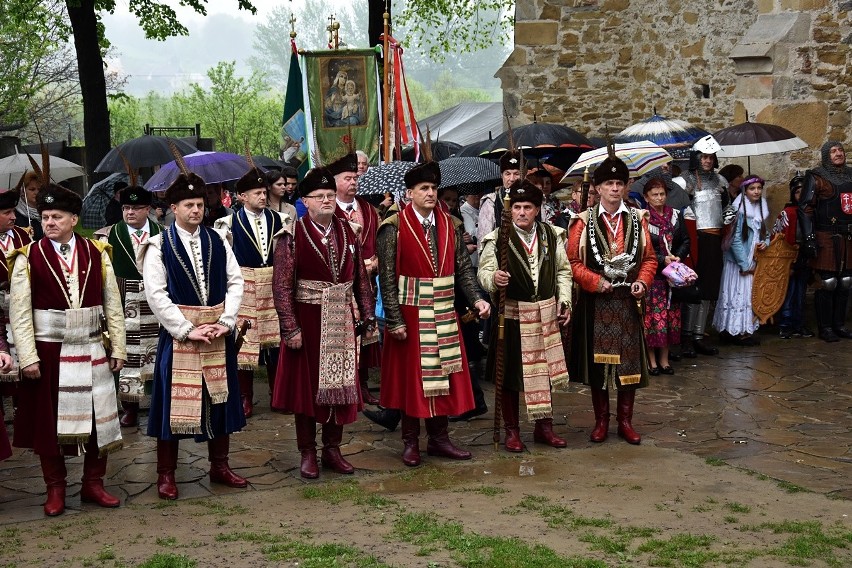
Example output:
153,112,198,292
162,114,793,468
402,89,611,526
95,186,161,427
271,167,375,478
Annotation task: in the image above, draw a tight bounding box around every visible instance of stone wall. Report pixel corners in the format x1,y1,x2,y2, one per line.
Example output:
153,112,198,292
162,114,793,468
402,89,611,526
498,0,852,209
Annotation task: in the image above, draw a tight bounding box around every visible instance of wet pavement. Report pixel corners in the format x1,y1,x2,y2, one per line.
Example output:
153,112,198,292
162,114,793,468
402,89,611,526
1,327,850,524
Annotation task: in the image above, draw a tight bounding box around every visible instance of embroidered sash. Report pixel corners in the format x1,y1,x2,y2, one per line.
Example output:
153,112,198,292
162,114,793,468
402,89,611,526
296,279,359,405
504,297,568,420
170,303,229,435
116,277,159,401
0,291,18,382
398,274,462,396
33,307,122,456
236,266,278,369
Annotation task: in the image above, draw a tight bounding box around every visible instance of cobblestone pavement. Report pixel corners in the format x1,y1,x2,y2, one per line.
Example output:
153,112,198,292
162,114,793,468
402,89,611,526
1,328,850,524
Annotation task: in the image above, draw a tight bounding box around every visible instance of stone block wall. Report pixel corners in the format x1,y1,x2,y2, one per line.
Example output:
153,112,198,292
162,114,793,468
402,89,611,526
499,0,852,191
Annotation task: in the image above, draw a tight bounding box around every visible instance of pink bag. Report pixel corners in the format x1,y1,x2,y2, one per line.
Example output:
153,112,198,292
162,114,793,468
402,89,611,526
662,261,698,288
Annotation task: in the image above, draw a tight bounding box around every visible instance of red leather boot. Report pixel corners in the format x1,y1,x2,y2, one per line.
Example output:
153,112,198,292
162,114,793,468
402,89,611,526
321,423,354,474
208,435,248,487
295,413,318,478
238,370,254,418
502,390,524,452
156,439,179,500
81,441,120,508
425,416,472,460
359,367,380,405
616,389,641,445
533,418,567,448
40,455,67,516
400,414,421,467
119,401,139,427
590,388,611,443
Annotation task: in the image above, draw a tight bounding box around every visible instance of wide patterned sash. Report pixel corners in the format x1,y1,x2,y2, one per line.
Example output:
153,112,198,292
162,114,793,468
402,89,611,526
236,266,278,369
170,303,228,435
117,277,159,402
505,297,568,420
33,307,122,456
398,274,462,397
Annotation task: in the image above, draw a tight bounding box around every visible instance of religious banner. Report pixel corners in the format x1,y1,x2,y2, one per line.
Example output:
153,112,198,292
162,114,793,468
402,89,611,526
303,49,381,166
281,38,309,178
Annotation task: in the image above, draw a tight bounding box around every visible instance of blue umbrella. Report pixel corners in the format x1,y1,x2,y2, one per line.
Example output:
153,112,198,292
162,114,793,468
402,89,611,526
615,113,710,159
144,151,257,192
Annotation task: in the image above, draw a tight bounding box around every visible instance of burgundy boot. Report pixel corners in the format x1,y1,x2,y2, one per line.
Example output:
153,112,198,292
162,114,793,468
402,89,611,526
295,413,319,478
502,390,524,452
359,367,380,405
533,418,567,448
425,416,472,460
616,389,641,445
400,414,421,467
80,441,120,508
589,388,611,443
208,435,248,487
119,401,139,427
238,370,254,418
321,423,355,474
156,439,179,500
40,455,67,516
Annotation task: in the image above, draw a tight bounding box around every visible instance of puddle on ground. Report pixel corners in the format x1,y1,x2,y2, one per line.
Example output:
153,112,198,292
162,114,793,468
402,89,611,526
363,456,555,494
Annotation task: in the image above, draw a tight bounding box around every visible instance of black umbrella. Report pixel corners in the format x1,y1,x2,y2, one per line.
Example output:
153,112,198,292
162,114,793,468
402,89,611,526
356,161,416,195
95,135,197,173
401,141,462,162
254,156,284,170
713,121,807,174
457,138,496,158
438,157,501,196
482,123,595,171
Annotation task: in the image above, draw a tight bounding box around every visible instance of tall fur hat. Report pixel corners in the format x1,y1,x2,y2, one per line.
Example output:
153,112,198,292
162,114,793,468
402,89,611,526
327,153,358,177
404,161,441,189
0,189,20,210
297,167,336,198
163,140,208,205
37,184,82,215
508,179,543,208
120,186,152,206
235,141,267,193
499,150,525,173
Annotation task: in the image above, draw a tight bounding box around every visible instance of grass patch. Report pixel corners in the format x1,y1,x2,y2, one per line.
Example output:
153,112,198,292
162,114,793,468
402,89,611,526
393,511,606,568
726,502,750,514
391,464,461,491
136,553,197,568
512,494,613,529
192,501,248,516
217,531,386,567
0,527,24,555
301,478,397,509
745,521,852,567
156,536,179,547
777,480,808,494
704,457,725,466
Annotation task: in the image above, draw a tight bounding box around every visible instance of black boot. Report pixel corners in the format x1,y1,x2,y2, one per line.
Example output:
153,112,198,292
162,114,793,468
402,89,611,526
832,287,852,338
815,289,840,342
450,361,488,422
363,407,401,431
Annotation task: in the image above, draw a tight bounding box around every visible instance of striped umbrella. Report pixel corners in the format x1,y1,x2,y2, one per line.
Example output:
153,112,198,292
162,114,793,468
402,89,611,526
615,113,710,159
561,141,672,183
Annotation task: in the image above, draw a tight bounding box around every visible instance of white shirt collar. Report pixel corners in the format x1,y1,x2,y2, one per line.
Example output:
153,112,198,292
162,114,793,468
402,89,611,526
337,198,357,211
412,208,435,226
50,234,77,255
127,220,150,235
244,207,264,219
174,223,201,239
598,201,630,218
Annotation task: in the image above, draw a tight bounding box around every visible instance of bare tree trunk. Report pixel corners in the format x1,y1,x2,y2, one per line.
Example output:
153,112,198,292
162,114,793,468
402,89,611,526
66,0,110,181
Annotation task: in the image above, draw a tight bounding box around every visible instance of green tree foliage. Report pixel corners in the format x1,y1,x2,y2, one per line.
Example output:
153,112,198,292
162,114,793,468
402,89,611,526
109,62,283,157
397,0,514,62
0,0,69,131
406,72,496,119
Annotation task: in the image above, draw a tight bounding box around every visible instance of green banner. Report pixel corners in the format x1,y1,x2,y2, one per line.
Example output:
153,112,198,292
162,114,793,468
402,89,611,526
281,44,309,178
304,49,380,167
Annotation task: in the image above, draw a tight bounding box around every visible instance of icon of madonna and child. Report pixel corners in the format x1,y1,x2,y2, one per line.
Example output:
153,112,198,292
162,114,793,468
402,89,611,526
322,58,367,128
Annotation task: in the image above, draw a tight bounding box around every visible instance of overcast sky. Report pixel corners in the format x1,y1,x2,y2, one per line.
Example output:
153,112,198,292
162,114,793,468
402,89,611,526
101,0,354,94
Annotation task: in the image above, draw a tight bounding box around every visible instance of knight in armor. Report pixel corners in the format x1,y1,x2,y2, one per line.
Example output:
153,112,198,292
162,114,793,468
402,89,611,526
799,141,852,342
673,135,728,357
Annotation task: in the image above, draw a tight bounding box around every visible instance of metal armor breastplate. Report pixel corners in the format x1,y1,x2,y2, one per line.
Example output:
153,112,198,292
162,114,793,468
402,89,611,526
690,173,724,230
816,178,852,233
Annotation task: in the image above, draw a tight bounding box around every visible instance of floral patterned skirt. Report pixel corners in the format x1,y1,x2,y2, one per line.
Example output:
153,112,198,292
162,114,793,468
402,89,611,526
644,278,681,348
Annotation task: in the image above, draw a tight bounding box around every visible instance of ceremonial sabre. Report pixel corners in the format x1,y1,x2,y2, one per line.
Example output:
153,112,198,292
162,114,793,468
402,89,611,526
234,320,252,352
